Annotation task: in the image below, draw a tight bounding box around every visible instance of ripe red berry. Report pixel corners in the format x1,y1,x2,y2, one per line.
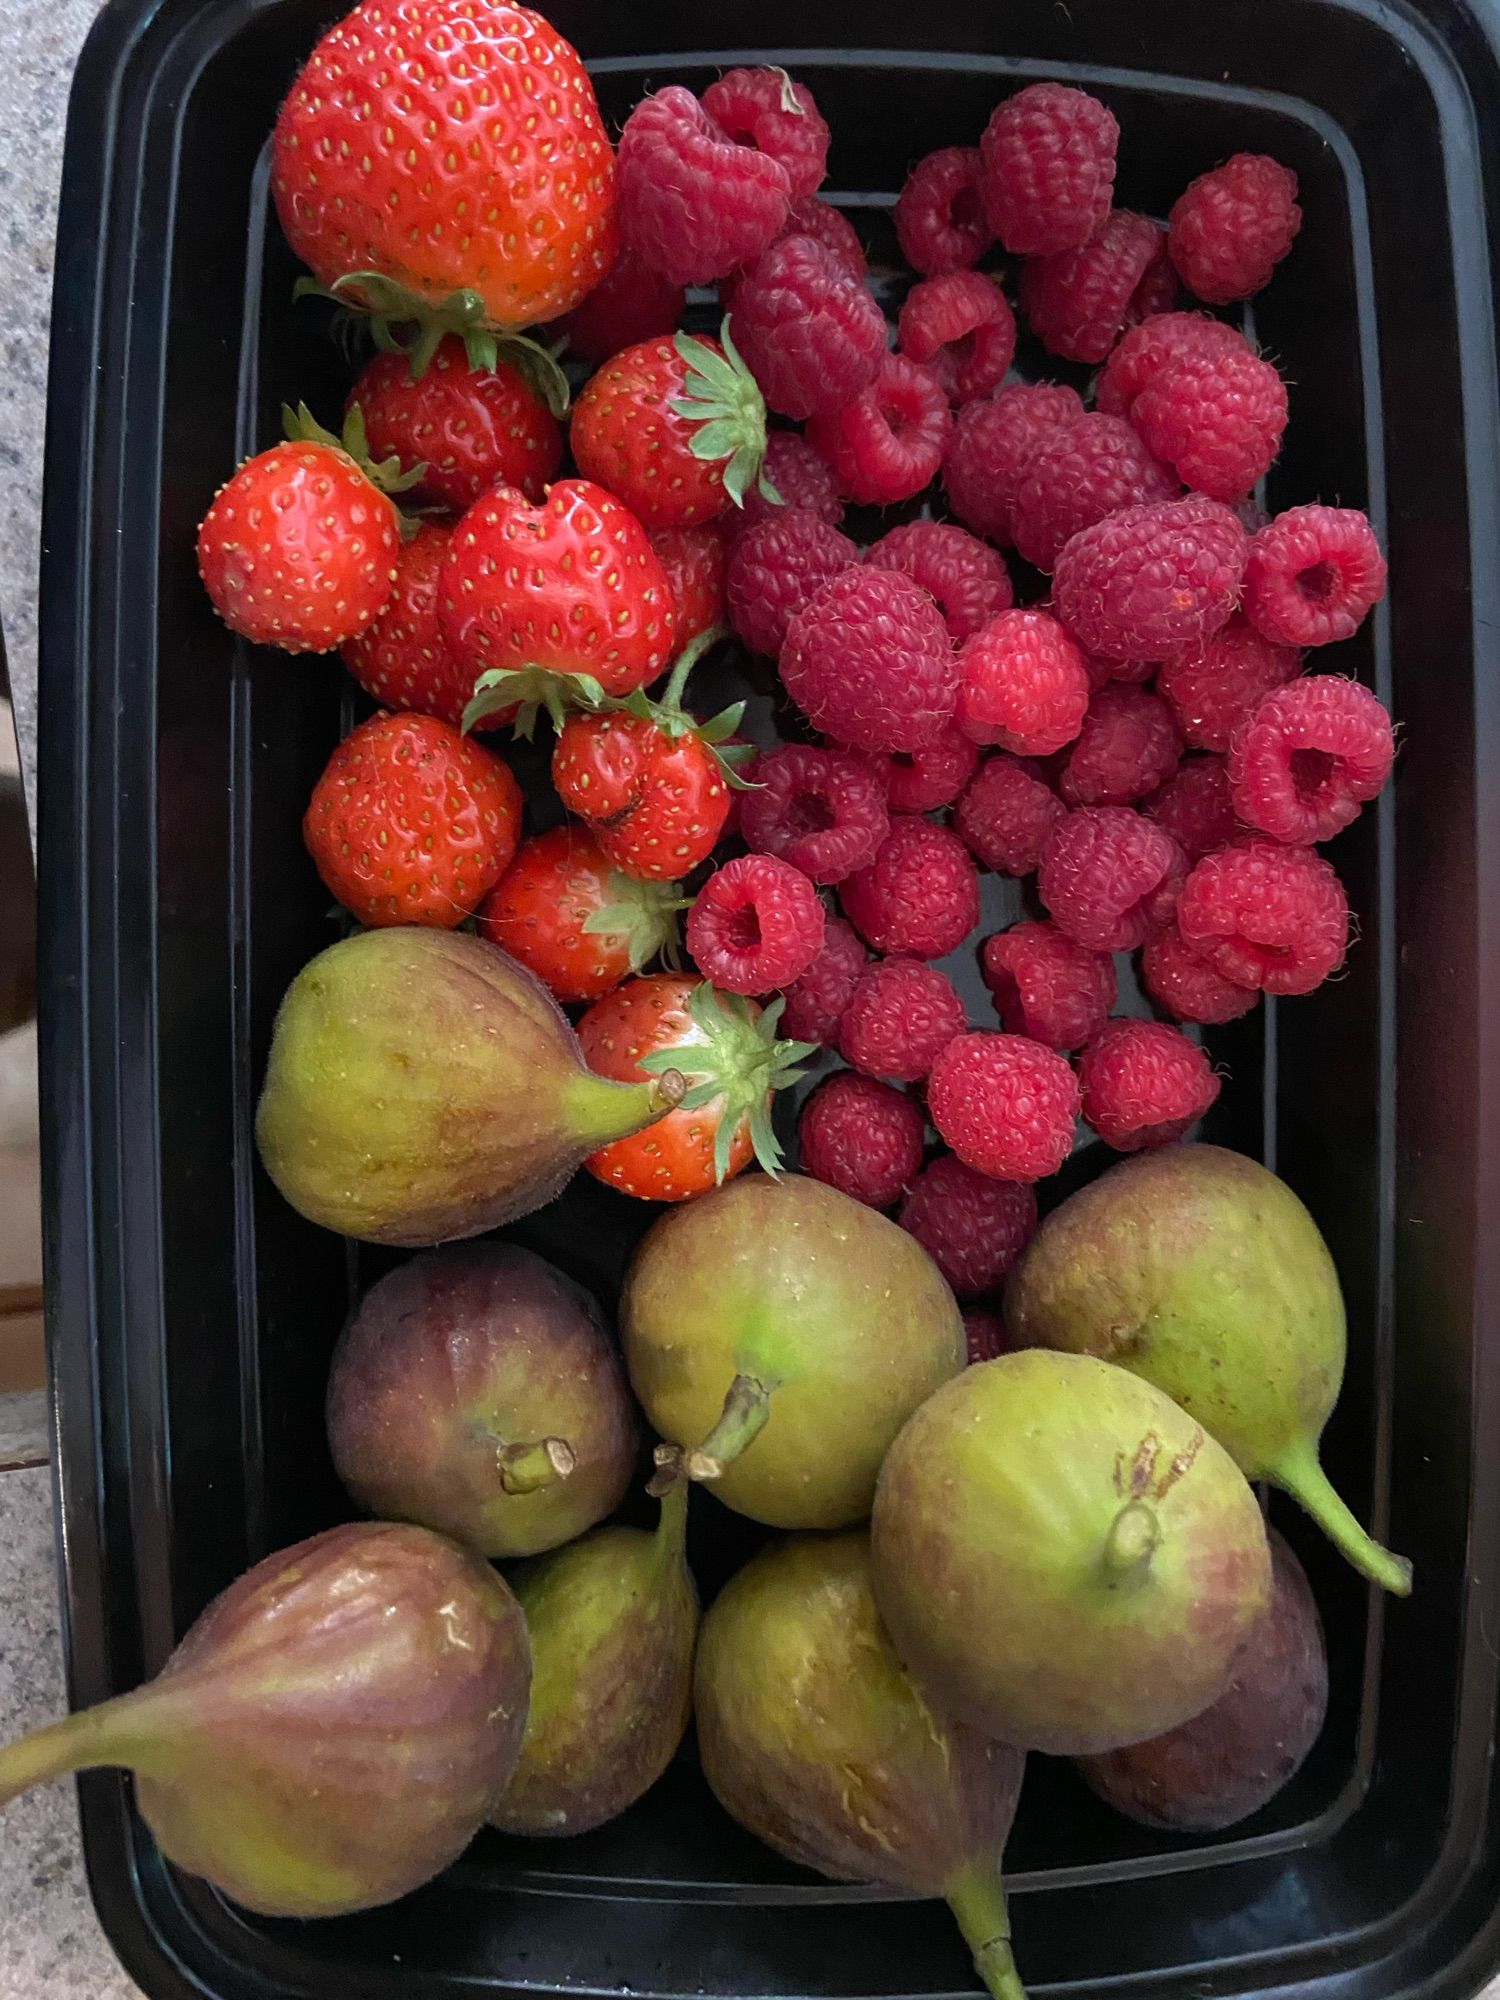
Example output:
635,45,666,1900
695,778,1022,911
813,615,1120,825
799,1071,926,1209
701,68,830,202
956,608,1092,757
1131,346,1289,502
1052,495,1248,662
1241,504,1388,648
1177,837,1349,995
1143,754,1239,861
981,920,1116,1051
727,510,859,657
732,234,888,420
739,743,890,884
1039,805,1187,952
1095,310,1251,420
1009,413,1179,574
956,753,1067,876
1157,615,1304,752
1019,210,1167,365
1078,1017,1222,1151
864,724,982,813
963,1307,1013,1362
778,914,866,1044
1227,675,1395,844
979,83,1119,255
865,520,1014,642
561,246,685,365
1168,153,1302,305
899,1155,1038,1298
618,85,790,286
942,381,1086,546
1055,685,1184,808
733,431,844,536
838,958,968,1083
773,196,868,281
686,853,826,994
928,1031,1082,1184
897,271,1018,404
342,521,471,726
552,698,732,884
840,816,980,959
807,352,953,506
1140,920,1259,1025
781,566,958,754
650,524,728,649
895,147,994,276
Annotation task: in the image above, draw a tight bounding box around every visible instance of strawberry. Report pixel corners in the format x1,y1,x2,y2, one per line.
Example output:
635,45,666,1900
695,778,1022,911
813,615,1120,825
577,976,814,1199
303,711,522,927
649,524,729,650
342,520,479,725
477,823,686,1003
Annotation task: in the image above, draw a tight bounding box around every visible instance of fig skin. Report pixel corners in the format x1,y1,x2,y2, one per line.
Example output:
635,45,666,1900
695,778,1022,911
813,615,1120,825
1004,1144,1411,1596
328,1242,640,1559
870,1350,1272,1755
0,1523,530,1917
1076,1527,1328,1832
621,1173,965,1529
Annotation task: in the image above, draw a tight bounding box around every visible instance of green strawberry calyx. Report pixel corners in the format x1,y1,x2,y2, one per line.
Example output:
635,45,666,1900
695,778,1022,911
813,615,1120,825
669,321,779,510
282,401,428,539
582,872,690,976
461,666,611,741
606,625,758,791
635,984,817,1183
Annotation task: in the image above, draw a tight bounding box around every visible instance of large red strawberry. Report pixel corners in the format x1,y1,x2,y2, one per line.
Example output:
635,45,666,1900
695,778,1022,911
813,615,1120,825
650,523,729,649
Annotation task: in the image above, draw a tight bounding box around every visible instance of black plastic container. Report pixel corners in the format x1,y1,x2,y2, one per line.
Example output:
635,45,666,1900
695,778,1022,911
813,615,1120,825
36,0,1500,1995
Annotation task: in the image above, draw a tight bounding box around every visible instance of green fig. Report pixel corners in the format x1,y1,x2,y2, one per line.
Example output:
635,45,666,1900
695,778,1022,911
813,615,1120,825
0,1523,529,1917
327,1242,640,1558
255,928,685,1246
492,1475,698,1837
696,1532,1028,2000
870,1350,1272,1754
1004,1144,1411,1596
621,1172,964,1528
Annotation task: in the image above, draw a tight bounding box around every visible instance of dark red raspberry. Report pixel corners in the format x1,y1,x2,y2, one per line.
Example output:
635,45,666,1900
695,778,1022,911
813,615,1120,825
1039,805,1187,951
798,1070,926,1208
840,816,980,959
1019,210,1166,365
1143,754,1238,860
1157,615,1303,752
1087,650,1156,689
778,914,866,1043
686,853,826,993
650,524,728,648
1009,413,1179,573
808,352,954,506
942,381,1086,546
1131,234,1182,319
701,68,830,204
981,919,1116,1051
963,1307,1013,1362
1132,347,1289,501
867,724,982,813
1169,153,1302,305
739,743,890,883
1096,311,1250,419
957,754,1067,875
900,1155,1038,1298
776,196,868,281
781,567,958,753
839,958,968,1082
1177,838,1349,995
1053,496,1248,662
732,235,887,420
957,608,1091,756
561,247,685,365
1228,675,1394,844
896,147,994,276
865,520,1014,642
733,431,845,536
928,1031,1081,1183
1078,1017,1222,1151
1141,920,1259,1025
618,86,790,286
1242,504,1388,648
897,272,1018,405
1056,685,1184,808
979,83,1119,256
727,510,858,657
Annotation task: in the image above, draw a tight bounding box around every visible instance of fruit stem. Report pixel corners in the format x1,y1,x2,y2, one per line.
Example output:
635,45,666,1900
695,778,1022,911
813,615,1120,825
652,1467,691,1566
659,625,726,715
565,1069,686,1148
1270,1438,1412,1596
0,1688,177,1807
1102,1500,1161,1583
496,1436,576,1496
683,1372,774,1482
946,1858,1028,2000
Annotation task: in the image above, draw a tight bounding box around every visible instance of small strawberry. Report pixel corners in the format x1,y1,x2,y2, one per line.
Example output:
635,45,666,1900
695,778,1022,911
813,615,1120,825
341,520,476,726
649,524,729,650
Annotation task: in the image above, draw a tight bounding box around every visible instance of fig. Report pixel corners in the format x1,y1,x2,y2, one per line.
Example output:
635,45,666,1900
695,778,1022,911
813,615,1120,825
870,1350,1271,1754
1076,1527,1329,1831
328,1242,639,1558
696,1532,1028,2000
492,1474,697,1836
1004,1144,1412,1596
621,1173,964,1528
0,1522,529,1917
255,928,685,1246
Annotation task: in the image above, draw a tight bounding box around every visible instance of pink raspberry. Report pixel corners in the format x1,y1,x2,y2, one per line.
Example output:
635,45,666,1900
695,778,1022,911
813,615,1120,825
1009,413,1179,573
808,352,953,506
1227,675,1395,845
928,1032,1081,1183
686,853,825,994
733,432,844,536
839,957,968,1082
1169,153,1302,305
732,234,887,420
897,272,1018,404
1052,496,1248,661
1141,920,1258,1025
776,196,868,282
1143,754,1238,860
1131,235,1182,319
1039,805,1187,951
981,919,1116,1051
895,147,994,276
942,381,1086,546
1078,1018,1222,1151
798,1070,925,1209
1096,311,1251,419
562,247,684,365
963,1307,1013,1362
1019,210,1167,365
738,743,890,883
956,753,1067,876
1157,615,1304,752
979,83,1119,255
1177,838,1349,995
1056,685,1184,808
726,510,858,657
781,567,958,753
899,1155,1038,1298
618,86,790,286
956,608,1091,756
840,817,980,959
1132,347,1289,501
700,68,830,204
865,520,1014,642
867,724,982,813
1242,504,1388,648
778,914,866,1044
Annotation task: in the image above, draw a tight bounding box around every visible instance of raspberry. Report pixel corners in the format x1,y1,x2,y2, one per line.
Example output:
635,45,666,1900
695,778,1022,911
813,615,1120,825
781,567,958,754
927,1032,1081,1183
956,753,1067,876
1053,496,1248,661
838,958,968,1082
979,83,1119,256
1056,685,1184,807
1177,838,1349,995
1227,675,1395,844
1039,806,1187,951
1096,311,1250,420
778,914,867,1044
942,381,1086,546
895,147,994,276
686,853,826,994
867,724,982,813
840,817,980,959
1019,210,1166,365
727,510,858,657
650,524,727,648
865,520,1014,642
897,272,1018,404
700,68,830,204
798,1071,926,1208
562,247,685,365
899,1155,1038,1298
733,431,844,536
1078,1018,1222,1151
1169,153,1302,305
1132,347,1289,501
739,743,890,883
1242,504,1388,648
981,919,1116,1051
1131,235,1182,319
1009,413,1179,573
1143,754,1238,860
1141,920,1258,1025
618,86,790,286
956,608,1091,757
963,1307,1013,1362
776,196,868,281
732,234,887,420
808,352,954,506
1157,615,1304,752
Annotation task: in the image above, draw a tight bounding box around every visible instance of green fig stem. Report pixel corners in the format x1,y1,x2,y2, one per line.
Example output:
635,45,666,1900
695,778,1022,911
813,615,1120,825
0,1688,181,1807
496,1437,576,1496
1102,1499,1161,1583
651,1467,691,1566
682,1372,774,1484
1269,1438,1412,1597
946,1859,1028,2000
564,1069,686,1148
